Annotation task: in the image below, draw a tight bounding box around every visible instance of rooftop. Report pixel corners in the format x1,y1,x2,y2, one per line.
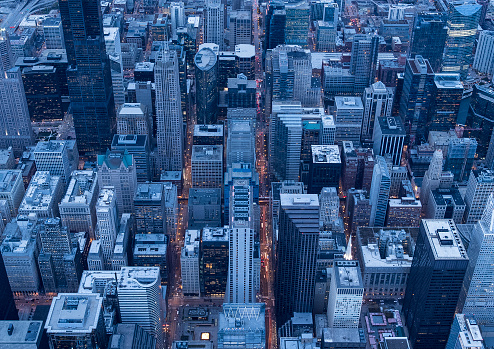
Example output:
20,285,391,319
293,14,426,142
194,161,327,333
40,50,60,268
20,172,60,212
334,260,363,288
377,116,406,135
34,140,65,154
118,267,160,289
202,226,230,242
311,145,341,164
61,170,97,205
0,321,43,346
434,74,463,89
335,96,364,110
0,170,22,193
235,44,255,58
280,194,319,207
195,47,217,71
194,124,224,137
422,219,468,260
45,294,103,333
96,187,115,208
192,145,223,161
134,183,163,202
118,103,146,116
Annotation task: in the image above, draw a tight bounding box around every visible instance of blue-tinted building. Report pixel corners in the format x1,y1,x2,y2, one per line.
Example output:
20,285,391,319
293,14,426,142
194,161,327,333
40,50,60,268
410,13,448,72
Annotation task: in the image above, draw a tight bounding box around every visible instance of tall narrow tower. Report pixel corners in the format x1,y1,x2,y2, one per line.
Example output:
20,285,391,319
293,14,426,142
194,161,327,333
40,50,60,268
205,0,224,48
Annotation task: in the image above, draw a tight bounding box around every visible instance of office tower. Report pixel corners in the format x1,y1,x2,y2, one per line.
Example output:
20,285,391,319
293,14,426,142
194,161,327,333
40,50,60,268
373,116,405,166
201,227,229,297
19,172,63,218
271,181,305,235
111,213,131,270
193,124,224,146
95,188,118,269
308,145,341,194
134,183,165,234
446,314,484,349
133,234,167,284
341,143,374,192
59,170,99,238
464,170,494,224
369,156,391,227
43,17,65,49
334,96,364,145
442,1,481,79
218,304,266,349
227,74,256,108
420,149,444,207
155,44,183,172
117,103,151,138
427,74,463,132
387,195,422,227
444,137,477,182
426,188,466,224
228,11,252,47
195,46,218,125
117,267,163,348
272,112,302,182
111,134,150,183
466,84,494,159
475,32,494,78
348,189,372,234
163,182,178,238
205,0,224,48
34,140,76,186
170,2,185,39
403,219,468,349
0,28,14,71
266,1,286,50
284,1,310,47
102,27,124,106
362,82,394,142
191,145,223,188
0,65,34,155
276,194,319,325
319,187,339,229
399,56,435,143
87,240,104,270
226,119,256,167
188,188,221,229
235,46,256,79
59,0,116,158
327,260,364,328
349,34,379,94
410,13,448,72
97,150,137,214
0,170,25,216
38,218,75,292
181,230,200,296
45,294,108,349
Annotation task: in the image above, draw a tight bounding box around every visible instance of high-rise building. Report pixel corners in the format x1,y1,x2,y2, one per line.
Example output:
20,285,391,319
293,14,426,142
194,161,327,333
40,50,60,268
193,124,224,146
228,11,252,47
308,145,341,194
265,1,286,50
349,34,379,94
445,314,484,349
201,227,229,298
133,234,167,284
426,188,466,224
95,187,119,269
111,134,150,183
420,149,444,209
59,0,116,157
373,116,406,166
226,119,256,167
442,0,481,79
0,66,34,155
444,137,477,182
319,187,339,230
464,170,494,224
43,17,65,49
327,260,364,328
170,2,185,39
97,150,137,215
403,219,468,349
87,240,104,270
399,56,435,143
182,230,200,296
134,182,165,234
0,251,18,320
155,44,183,172
227,74,256,108
410,13,448,72
103,27,125,106
466,84,494,160
191,145,223,189
117,267,163,348
19,171,63,218
195,46,218,125
362,82,394,143
284,1,310,47
427,74,463,132
473,31,494,75
117,103,151,138
334,96,364,145
272,112,302,182
218,304,266,349
0,28,14,71
187,188,221,230
34,140,77,186
59,170,99,238
205,0,225,48
369,156,391,227
276,194,319,325
0,170,25,216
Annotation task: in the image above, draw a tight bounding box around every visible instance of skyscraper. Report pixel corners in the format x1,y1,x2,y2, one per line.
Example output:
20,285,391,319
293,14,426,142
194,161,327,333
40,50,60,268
58,0,116,157
362,81,394,143
410,13,448,72
473,31,494,75
369,155,391,227
95,187,119,269
265,1,286,50
195,46,218,125
464,169,494,224
205,0,225,48
442,0,481,79
403,219,468,349
427,74,463,132
372,116,406,166
276,194,319,326
155,44,183,172
349,34,379,94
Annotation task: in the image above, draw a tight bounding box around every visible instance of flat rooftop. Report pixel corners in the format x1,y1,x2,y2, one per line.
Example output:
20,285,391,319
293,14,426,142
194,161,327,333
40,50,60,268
118,267,160,289
335,96,364,110
61,170,97,205
280,194,319,207
0,321,43,346
0,170,22,192
192,145,223,161
194,124,224,137
334,261,362,288
202,227,229,242
135,183,163,201
422,219,468,260
312,145,341,164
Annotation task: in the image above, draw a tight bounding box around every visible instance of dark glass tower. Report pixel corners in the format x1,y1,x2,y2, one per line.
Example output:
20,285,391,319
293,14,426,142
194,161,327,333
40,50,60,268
410,13,448,72
59,0,116,158
0,252,18,320
266,1,286,50
403,219,468,349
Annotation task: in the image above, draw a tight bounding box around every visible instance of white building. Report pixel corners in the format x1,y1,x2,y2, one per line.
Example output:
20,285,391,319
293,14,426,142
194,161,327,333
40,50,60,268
59,170,99,239
155,44,183,172
117,267,163,348
19,171,63,218
464,170,494,224
191,145,223,188
104,27,125,105
95,187,119,269
181,230,200,296
362,82,393,142
163,182,178,238
34,140,76,186
446,314,484,349
473,30,494,76
0,170,25,216
117,103,151,137
205,0,225,49
319,187,339,229
170,2,185,39
334,96,364,145
327,260,364,328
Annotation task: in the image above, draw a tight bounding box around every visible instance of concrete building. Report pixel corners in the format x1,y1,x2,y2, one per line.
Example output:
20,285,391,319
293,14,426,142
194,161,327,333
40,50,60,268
362,82,394,143
356,227,416,299
95,187,119,269
334,96,364,145
191,145,223,189
426,188,465,224
181,230,200,296
133,234,167,284
59,170,99,238
327,260,364,329
111,213,131,271
386,196,422,227
117,267,163,348
218,303,266,349
97,150,137,215
201,227,229,298
43,17,65,49
369,156,391,227
117,103,151,138
111,134,151,183
19,171,63,218
228,10,252,47
34,140,77,186
187,188,221,230
349,34,379,94
226,119,256,167
193,124,224,146
446,314,484,349
0,170,25,216
0,320,45,348
464,170,494,224
195,46,218,124
473,30,494,75
134,182,165,234
205,0,224,48
87,240,104,271
163,182,178,238
307,145,341,194
45,294,108,349
373,116,405,166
